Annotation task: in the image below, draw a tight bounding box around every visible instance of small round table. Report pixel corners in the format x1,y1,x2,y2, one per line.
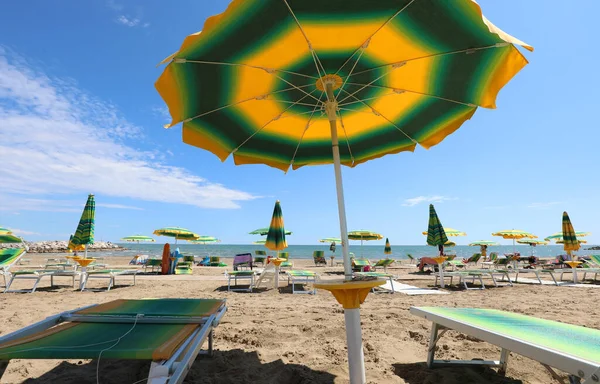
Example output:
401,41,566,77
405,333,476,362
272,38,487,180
314,278,385,383
73,258,95,290
432,256,448,288
564,261,582,283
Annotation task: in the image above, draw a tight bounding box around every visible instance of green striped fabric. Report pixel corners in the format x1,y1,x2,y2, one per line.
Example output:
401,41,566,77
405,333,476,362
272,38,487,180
384,238,392,255
75,298,224,317
153,227,200,240
561,211,580,254
287,270,316,277
426,204,448,247
71,194,95,246
121,235,155,242
545,231,590,241
249,228,292,236
348,230,383,241
265,201,287,251
0,248,25,266
0,233,22,243
0,227,12,234
156,0,531,172
416,307,600,364
468,240,499,246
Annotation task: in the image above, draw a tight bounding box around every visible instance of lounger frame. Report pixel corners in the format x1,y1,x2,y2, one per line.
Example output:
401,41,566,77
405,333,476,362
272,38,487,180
286,271,318,294
410,307,599,384
0,300,227,384
226,271,255,292
80,270,138,291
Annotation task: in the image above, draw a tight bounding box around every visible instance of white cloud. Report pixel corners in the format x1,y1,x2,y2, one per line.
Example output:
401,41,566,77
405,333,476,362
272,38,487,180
0,48,258,210
152,105,171,124
109,2,149,28
7,228,40,236
402,195,456,207
96,203,143,210
527,202,562,209
115,15,143,27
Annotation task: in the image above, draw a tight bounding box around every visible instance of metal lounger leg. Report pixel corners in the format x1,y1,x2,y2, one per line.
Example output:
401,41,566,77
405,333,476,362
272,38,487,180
478,275,485,290
427,323,440,368
208,330,214,357
490,274,498,287
498,348,510,376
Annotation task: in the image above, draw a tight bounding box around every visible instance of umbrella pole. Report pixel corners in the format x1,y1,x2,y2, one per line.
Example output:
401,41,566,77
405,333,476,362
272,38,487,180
326,83,366,384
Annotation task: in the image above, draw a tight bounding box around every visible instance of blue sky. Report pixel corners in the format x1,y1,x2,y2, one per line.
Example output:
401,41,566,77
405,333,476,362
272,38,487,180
0,0,598,245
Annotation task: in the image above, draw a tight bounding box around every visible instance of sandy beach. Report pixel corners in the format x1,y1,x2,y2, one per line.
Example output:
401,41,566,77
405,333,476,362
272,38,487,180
0,255,596,384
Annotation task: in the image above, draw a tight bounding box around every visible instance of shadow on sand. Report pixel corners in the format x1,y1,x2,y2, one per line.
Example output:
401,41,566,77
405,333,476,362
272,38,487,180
23,349,336,384
393,362,523,384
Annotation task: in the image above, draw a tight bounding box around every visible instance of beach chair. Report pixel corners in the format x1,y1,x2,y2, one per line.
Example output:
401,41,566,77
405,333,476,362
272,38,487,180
144,258,162,273
313,251,327,266
354,271,395,293
224,270,255,292
0,298,227,383
352,258,371,272
254,250,267,266
209,256,227,267
481,252,499,269
255,262,276,289
80,269,138,291
174,261,193,275
411,306,600,384
233,253,253,271
406,253,415,264
0,248,26,286
372,258,395,273
278,252,293,270
285,270,318,294
4,270,58,293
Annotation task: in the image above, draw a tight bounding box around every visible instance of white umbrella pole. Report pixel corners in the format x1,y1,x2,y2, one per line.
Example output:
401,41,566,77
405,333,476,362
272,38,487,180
326,83,366,384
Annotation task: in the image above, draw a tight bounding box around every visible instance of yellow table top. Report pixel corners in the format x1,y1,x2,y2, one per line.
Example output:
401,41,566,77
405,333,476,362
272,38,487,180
432,256,447,264
314,278,386,309
269,258,286,267
564,261,582,268
73,258,95,267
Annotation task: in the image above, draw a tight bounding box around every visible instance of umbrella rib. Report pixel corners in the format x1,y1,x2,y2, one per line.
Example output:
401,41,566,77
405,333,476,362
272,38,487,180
271,71,322,103
337,65,400,105
349,43,510,78
335,47,367,101
333,0,417,78
338,88,418,144
337,110,355,165
340,82,478,108
232,88,319,154
281,0,329,100
180,84,314,124
338,91,399,107
289,91,326,169
179,59,318,80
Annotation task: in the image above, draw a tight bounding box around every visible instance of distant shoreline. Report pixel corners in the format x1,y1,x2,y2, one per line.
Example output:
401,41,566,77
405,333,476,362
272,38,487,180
0,241,127,253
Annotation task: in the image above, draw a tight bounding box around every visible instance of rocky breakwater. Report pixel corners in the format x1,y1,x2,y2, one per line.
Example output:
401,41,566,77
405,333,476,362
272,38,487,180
0,241,125,253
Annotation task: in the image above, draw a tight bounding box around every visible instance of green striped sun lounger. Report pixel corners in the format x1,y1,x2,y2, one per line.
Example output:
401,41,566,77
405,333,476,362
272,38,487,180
352,258,371,272
80,269,138,291
435,271,487,290
372,258,395,273
354,271,395,293
4,270,58,293
0,298,227,383
0,248,26,286
278,252,293,270
411,306,600,384
224,270,256,292
285,270,318,294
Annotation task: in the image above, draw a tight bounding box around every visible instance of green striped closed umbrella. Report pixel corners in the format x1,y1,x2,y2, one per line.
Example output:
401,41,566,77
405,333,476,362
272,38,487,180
384,238,392,255
265,201,287,252
71,194,95,257
561,211,580,256
426,204,448,256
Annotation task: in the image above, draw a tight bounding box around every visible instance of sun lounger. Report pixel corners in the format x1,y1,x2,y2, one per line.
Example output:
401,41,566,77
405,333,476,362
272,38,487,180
354,271,395,293
224,270,255,292
352,258,371,272
233,253,253,270
0,248,26,286
174,261,193,275
80,269,138,291
4,270,58,293
372,258,395,272
254,250,267,266
144,258,162,273
435,271,486,290
0,298,227,383
313,251,327,266
278,252,293,270
411,306,600,384
285,270,318,294
209,256,227,267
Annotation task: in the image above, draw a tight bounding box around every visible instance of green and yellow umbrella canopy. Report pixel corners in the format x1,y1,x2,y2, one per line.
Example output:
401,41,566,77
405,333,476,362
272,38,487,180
422,227,466,237
491,230,537,240
468,240,499,246
426,205,448,255
561,211,580,255
71,194,95,248
121,235,155,243
384,238,392,255
189,236,221,244
67,234,85,252
156,0,532,171
0,233,22,243
0,227,12,234
319,237,341,243
249,227,292,236
153,227,200,240
545,231,590,241
516,239,548,246
253,239,266,245
265,201,287,251
348,230,383,241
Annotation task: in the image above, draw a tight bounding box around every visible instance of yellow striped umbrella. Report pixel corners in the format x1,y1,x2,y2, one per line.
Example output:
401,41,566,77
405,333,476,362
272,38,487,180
265,201,287,252
561,212,580,256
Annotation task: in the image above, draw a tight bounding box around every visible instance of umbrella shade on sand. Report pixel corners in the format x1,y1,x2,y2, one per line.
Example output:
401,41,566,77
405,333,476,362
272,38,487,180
155,1,532,381
70,194,95,258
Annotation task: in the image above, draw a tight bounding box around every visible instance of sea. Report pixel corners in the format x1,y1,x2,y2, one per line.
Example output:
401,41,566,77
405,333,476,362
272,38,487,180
98,243,597,261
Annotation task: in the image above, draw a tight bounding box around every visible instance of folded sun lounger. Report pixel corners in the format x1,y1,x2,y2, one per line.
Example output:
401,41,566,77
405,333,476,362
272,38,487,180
285,270,318,294
0,298,227,383
411,306,600,384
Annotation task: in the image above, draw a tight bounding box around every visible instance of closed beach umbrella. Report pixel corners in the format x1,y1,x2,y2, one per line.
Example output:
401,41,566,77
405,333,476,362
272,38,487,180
155,1,531,381
426,205,448,256
249,227,292,236
384,238,392,255
71,194,95,258
67,234,85,252
516,238,548,256
265,201,287,252
492,229,536,254
561,212,580,256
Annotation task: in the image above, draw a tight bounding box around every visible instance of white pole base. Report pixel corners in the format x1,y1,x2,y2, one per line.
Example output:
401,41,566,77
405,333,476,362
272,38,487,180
344,308,366,384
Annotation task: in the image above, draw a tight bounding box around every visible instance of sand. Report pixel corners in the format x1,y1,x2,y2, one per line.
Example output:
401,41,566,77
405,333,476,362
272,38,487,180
0,254,598,384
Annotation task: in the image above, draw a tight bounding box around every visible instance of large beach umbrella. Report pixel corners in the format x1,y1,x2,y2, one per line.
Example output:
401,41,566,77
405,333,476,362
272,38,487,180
348,230,383,257
421,227,466,237
153,227,200,245
492,229,536,254
253,240,266,245
190,236,221,256
319,237,341,243
426,205,448,256
70,194,95,258
249,227,292,236
155,1,531,381
384,238,392,256
468,240,498,260
545,231,590,242
121,235,155,243
561,212,580,256
0,233,22,243
516,238,549,256
556,239,587,244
